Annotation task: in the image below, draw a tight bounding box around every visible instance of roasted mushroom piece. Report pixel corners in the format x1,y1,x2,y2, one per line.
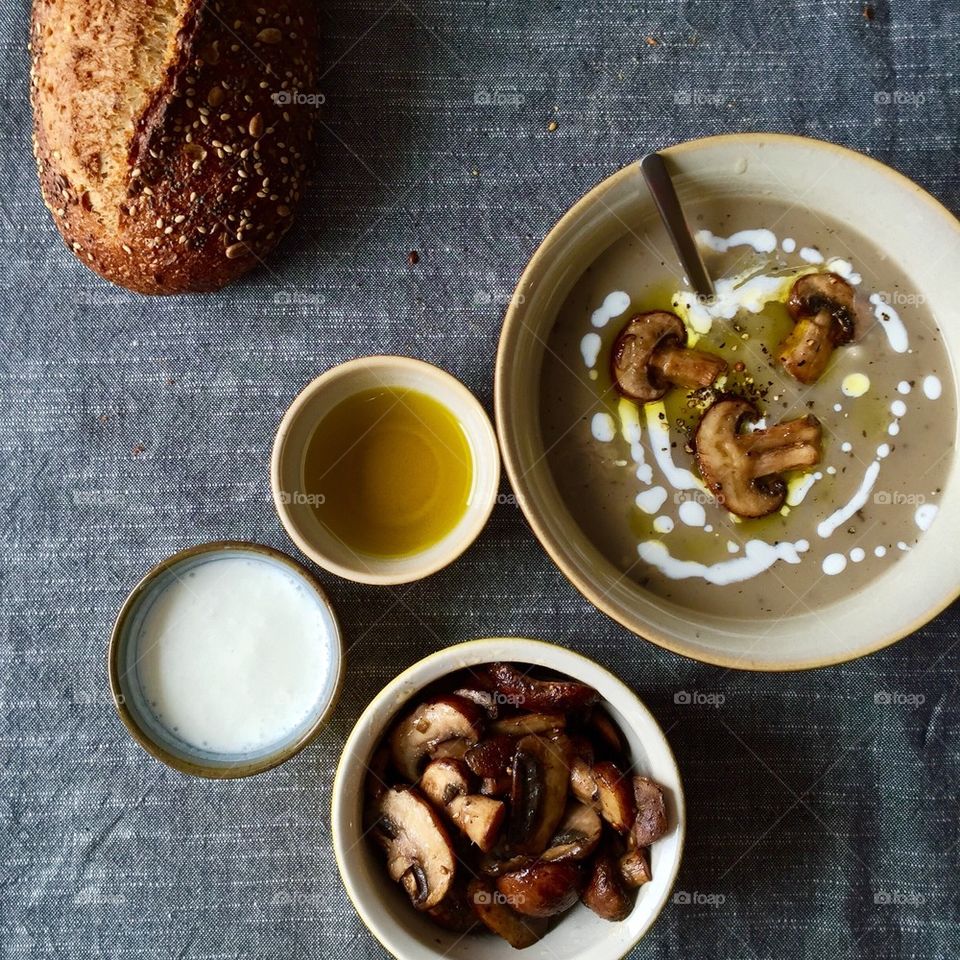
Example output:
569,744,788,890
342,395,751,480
630,776,668,847
465,734,517,797
612,311,728,402
541,802,603,862
583,843,634,921
509,735,572,855
496,862,583,918
569,756,600,807
484,662,599,713
592,761,636,833
779,272,861,383
389,695,485,782
567,758,636,832
420,758,506,853
420,757,472,805
445,794,505,853
375,786,457,911
694,397,822,519
468,878,548,949
619,844,652,888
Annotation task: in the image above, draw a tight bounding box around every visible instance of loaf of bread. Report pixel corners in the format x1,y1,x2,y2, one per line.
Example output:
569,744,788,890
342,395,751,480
30,0,318,294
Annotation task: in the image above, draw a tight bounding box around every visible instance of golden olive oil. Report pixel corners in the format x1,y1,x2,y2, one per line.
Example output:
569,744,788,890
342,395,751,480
302,387,474,558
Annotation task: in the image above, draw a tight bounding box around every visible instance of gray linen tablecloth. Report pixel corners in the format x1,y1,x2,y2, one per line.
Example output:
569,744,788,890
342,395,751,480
1,1,958,957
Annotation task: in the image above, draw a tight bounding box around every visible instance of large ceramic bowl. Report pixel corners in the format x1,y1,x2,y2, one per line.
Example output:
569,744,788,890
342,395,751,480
331,638,685,960
496,133,960,670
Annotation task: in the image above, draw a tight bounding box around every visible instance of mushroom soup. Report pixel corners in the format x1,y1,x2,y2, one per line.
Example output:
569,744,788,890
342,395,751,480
540,199,956,619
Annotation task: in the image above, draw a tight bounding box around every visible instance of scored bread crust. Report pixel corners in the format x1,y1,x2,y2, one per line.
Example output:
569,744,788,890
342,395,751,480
30,0,318,295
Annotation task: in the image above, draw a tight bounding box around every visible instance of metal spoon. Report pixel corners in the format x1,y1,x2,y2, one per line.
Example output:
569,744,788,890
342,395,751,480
640,152,715,300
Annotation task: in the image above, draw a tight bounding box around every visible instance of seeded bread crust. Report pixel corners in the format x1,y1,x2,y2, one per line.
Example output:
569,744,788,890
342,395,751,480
30,0,317,295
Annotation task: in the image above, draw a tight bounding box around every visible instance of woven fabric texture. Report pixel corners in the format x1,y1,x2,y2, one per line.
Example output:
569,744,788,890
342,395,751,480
1,1,958,958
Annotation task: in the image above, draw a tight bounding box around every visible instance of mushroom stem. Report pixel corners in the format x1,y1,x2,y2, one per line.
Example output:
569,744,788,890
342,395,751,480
739,414,822,477
738,415,821,454
739,414,822,479
747,441,820,480
777,308,834,384
650,342,729,389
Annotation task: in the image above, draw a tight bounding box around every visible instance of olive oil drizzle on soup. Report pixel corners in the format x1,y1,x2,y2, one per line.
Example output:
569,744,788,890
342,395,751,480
540,200,955,619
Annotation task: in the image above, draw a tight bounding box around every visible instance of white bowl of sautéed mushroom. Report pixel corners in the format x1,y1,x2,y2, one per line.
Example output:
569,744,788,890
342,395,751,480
331,638,685,960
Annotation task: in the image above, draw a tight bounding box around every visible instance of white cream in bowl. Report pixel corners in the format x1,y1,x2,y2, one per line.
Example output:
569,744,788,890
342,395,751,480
137,554,335,754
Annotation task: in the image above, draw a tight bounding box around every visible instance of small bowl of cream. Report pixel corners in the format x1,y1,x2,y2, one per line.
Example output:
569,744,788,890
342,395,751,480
109,541,343,778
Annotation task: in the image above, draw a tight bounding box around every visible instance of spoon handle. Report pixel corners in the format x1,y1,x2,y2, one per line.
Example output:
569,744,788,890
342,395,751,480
640,152,715,300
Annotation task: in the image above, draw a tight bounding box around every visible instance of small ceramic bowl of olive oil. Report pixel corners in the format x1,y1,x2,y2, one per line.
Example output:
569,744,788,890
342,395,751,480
271,356,501,585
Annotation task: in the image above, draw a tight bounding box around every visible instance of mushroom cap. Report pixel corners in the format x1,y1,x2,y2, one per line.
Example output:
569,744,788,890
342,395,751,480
495,861,583,917
468,878,548,948
694,397,822,519
787,272,859,345
483,662,599,713
582,843,634,921
611,311,688,402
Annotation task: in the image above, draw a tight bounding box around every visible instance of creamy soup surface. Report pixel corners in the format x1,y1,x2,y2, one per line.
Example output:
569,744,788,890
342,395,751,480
540,198,955,619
